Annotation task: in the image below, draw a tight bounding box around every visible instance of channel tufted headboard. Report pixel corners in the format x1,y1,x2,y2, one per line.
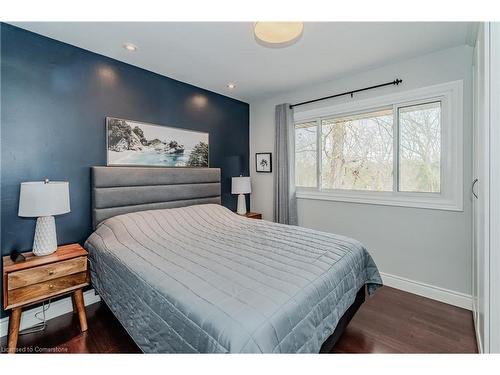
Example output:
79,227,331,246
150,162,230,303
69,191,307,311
91,166,221,229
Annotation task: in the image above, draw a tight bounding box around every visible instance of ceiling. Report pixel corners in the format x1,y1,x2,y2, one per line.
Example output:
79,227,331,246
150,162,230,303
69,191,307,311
11,22,475,102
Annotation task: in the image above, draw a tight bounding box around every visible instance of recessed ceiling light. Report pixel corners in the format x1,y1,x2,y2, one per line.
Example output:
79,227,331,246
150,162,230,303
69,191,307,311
123,43,138,52
227,83,236,89
254,22,304,48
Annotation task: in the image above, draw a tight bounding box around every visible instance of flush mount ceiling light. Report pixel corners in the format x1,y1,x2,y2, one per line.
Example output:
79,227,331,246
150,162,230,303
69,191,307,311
123,42,138,52
254,22,304,48
227,83,236,89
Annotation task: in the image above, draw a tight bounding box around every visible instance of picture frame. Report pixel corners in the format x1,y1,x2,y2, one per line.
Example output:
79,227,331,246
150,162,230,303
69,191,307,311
106,117,209,168
255,153,272,173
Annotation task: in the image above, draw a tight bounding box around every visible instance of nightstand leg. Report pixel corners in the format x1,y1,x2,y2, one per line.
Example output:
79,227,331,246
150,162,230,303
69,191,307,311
7,308,22,354
71,294,77,314
73,289,88,332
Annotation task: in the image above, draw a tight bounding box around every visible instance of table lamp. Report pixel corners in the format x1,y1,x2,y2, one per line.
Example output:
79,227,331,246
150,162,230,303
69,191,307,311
18,179,70,256
232,176,251,215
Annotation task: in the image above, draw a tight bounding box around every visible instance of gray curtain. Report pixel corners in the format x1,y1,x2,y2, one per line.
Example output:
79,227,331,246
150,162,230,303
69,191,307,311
273,103,298,225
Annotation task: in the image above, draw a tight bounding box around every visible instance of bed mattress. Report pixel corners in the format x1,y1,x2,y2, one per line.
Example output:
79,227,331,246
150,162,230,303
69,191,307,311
85,204,382,353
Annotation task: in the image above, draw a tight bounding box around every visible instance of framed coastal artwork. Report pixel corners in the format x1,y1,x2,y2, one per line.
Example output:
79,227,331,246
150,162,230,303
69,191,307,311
106,117,209,167
255,152,272,173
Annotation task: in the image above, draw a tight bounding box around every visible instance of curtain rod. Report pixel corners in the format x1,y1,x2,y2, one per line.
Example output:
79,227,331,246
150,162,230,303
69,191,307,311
289,78,403,109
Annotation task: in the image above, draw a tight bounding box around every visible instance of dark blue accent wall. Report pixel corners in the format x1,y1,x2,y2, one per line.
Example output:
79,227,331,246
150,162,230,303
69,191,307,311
0,24,249,316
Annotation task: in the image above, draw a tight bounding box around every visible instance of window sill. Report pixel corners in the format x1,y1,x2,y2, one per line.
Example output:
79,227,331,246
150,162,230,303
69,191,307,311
295,189,463,212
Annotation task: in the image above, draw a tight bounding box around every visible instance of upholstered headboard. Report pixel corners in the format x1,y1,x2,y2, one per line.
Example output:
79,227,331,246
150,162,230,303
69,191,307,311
91,166,221,229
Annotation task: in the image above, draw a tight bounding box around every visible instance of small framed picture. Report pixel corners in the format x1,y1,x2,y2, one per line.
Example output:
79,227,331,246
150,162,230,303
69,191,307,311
256,153,272,173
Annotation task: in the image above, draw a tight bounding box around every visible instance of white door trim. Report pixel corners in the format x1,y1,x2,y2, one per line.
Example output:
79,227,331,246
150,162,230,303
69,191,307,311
488,21,500,354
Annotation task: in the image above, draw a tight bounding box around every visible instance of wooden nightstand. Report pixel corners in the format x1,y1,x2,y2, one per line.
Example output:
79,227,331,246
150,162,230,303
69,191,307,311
2,243,89,353
243,212,262,220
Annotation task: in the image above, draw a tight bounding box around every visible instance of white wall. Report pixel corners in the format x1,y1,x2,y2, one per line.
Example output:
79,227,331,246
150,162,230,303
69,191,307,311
250,45,473,296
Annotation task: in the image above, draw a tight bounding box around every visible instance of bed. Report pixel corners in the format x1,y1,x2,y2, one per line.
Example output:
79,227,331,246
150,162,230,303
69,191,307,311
85,166,382,353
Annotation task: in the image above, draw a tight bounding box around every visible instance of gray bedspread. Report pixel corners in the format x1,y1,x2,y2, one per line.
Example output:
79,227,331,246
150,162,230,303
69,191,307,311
85,204,382,353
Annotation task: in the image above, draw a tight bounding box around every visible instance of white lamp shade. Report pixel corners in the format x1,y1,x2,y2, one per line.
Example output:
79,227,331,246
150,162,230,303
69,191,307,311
232,177,251,194
18,181,70,217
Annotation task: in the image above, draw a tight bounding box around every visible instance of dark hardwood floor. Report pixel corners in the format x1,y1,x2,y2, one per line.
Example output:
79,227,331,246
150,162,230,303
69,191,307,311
1,286,477,354
332,286,477,353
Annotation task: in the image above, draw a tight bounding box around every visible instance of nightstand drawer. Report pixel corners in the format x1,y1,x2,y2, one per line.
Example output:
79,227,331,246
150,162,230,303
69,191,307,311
244,212,262,219
6,271,89,309
7,256,87,290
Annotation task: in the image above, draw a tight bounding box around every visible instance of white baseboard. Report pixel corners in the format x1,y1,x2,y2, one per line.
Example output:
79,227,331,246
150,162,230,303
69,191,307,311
0,289,101,338
380,272,472,310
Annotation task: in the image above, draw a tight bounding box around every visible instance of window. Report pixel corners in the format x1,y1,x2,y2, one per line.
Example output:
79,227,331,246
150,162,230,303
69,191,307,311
293,81,463,211
295,121,317,188
398,102,441,193
321,108,393,191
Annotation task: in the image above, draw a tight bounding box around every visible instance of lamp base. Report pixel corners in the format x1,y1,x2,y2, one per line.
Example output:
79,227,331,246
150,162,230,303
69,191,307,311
236,194,247,215
33,216,58,256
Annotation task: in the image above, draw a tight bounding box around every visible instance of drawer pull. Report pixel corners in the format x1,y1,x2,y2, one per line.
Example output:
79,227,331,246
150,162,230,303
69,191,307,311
48,270,55,275
49,284,54,289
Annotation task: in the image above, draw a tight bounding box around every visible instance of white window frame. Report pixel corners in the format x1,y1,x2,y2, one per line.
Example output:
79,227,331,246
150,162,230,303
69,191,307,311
293,80,463,211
